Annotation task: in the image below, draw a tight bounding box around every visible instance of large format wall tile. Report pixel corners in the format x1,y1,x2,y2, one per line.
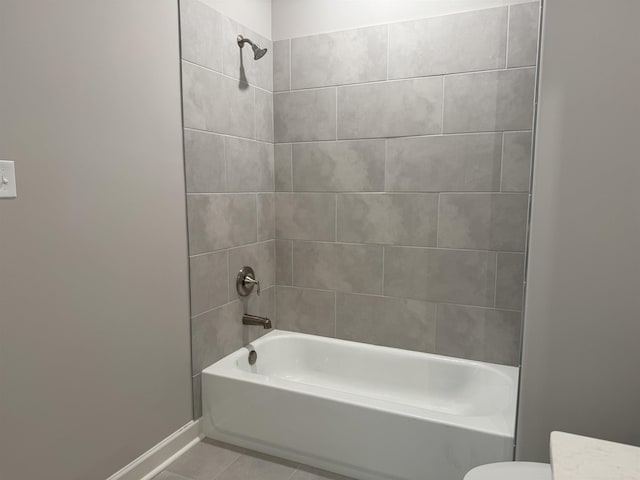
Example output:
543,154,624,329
276,286,336,336
255,88,274,142
273,40,291,92
293,241,383,294
226,137,273,192
435,304,521,365
187,194,257,254
388,7,507,79
182,62,256,138
291,26,387,89
496,252,525,310
292,140,385,192
191,300,244,374
502,131,532,192
183,129,226,193
274,144,292,191
275,239,292,285
225,77,256,139
221,17,273,91
182,4,537,369
384,247,497,306
275,193,336,241
190,251,229,316
182,61,228,133
337,193,438,246
257,193,275,241
337,77,443,139
180,0,223,72
443,68,535,133
274,89,337,142
386,133,502,192
438,193,529,251
336,293,436,352
507,2,540,68
228,240,276,302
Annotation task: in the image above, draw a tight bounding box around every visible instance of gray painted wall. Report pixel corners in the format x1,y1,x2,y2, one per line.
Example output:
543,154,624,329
0,1,192,479
516,0,640,461
272,3,540,365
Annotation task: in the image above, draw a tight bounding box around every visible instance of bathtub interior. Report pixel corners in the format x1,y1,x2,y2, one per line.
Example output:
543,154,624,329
238,331,515,417
206,330,519,437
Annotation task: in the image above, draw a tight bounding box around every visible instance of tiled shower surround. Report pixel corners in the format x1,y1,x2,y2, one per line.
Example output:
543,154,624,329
180,0,275,418
180,0,539,418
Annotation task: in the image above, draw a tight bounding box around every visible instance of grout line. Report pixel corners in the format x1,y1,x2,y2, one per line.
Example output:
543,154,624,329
386,24,390,80
435,193,441,247
259,239,527,255
286,467,299,480
433,303,439,352
223,134,228,191
334,193,338,241
187,190,529,197
255,194,260,241
441,77,446,133
381,247,385,295
335,88,338,140
253,87,257,140
493,252,500,307
288,39,292,91
271,130,533,146
182,59,273,94
209,451,242,480
190,239,277,259
272,3,528,43
226,250,230,302
505,5,511,68
271,65,535,93
251,285,522,313
333,290,337,337
383,138,388,191
500,132,506,191
289,144,293,191
290,240,295,285
184,127,274,146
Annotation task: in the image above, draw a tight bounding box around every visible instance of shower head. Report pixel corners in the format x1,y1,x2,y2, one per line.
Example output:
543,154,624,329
237,35,268,60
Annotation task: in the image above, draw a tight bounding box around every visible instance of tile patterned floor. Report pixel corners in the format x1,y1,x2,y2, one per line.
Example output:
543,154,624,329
154,439,353,480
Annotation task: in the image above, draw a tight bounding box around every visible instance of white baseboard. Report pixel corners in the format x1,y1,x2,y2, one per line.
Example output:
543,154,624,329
106,419,202,480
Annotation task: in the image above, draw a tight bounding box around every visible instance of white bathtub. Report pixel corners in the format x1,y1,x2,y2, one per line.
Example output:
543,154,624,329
201,330,518,480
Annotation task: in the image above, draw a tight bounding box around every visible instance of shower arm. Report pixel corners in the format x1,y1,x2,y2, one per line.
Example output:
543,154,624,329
237,35,255,49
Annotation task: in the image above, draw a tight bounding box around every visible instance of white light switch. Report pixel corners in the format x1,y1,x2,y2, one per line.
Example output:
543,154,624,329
0,161,17,198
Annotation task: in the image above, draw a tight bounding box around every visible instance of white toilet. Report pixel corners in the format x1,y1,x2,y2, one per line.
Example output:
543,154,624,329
463,461,552,480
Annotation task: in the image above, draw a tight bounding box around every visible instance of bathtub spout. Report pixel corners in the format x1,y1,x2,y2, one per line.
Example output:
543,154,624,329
242,314,272,329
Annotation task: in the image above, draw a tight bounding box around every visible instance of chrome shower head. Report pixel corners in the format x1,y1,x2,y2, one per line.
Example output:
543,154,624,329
237,35,268,61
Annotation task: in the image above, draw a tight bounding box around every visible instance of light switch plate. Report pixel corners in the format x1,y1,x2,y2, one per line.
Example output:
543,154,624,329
0,160,17,198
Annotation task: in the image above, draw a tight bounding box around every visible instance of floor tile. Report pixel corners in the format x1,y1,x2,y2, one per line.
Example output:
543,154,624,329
154,471,193,480
216,452,297,480
165,441,242,480
291,465,354,480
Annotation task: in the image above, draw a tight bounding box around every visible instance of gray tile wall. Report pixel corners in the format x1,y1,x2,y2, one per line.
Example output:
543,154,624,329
273,3,540,367
180,0,275,419
180,1,539,419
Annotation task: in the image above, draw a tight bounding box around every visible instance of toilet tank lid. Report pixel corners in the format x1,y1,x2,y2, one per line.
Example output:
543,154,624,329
463,462,552,480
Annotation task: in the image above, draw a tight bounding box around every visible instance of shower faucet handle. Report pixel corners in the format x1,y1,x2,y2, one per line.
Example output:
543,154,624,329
236,266,260,296
244,275,261,296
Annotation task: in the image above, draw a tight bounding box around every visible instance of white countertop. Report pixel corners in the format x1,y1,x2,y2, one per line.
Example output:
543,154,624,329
550,431,640,480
